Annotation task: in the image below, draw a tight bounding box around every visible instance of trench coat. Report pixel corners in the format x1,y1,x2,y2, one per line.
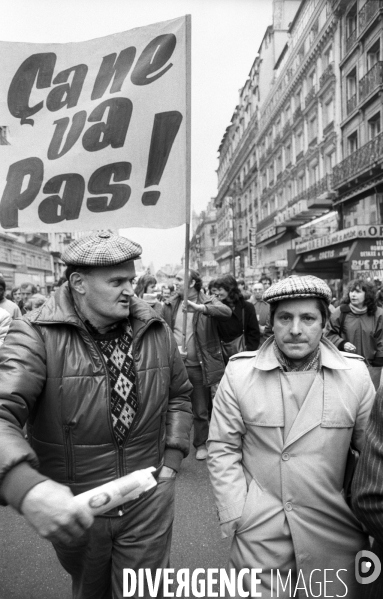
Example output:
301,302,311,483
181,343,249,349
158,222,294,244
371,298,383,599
207,337,375,599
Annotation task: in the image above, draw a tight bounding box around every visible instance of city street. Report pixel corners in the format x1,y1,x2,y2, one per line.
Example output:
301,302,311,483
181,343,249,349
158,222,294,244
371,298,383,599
0,442,230,599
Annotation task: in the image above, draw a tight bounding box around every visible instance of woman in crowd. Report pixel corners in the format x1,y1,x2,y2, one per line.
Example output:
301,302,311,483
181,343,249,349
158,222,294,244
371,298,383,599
327,278,383,389
215,274,260,363
134,274,162,314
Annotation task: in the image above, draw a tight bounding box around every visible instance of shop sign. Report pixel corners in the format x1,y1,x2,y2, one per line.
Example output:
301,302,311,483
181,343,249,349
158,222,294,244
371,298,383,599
256,225,276,244
295,225,383,254
303,245,351,263
202,260,218,267
350,239,383,274
275,259,288,267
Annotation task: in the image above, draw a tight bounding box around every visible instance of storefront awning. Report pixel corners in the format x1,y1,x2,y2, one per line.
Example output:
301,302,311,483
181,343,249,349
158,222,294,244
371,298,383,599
257,230,287,248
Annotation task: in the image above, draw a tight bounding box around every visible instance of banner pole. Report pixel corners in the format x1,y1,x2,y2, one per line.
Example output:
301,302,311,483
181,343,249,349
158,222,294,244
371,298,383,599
181,15,192,354
182,223,190,353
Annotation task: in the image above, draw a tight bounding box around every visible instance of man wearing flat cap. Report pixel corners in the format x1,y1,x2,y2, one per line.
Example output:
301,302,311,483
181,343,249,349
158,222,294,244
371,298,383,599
207,275,375,598
0,231,193,599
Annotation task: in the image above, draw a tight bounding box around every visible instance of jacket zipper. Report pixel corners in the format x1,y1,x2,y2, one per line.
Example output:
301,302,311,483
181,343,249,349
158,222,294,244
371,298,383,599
64,425,74,482
39,317,158,513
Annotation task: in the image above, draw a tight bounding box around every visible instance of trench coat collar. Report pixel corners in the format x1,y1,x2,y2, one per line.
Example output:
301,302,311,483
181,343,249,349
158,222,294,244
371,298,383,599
253,335,352,372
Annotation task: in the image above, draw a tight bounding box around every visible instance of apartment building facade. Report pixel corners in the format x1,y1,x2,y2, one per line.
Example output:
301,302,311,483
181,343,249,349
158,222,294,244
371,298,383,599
292,0,383,284
214,0,383,288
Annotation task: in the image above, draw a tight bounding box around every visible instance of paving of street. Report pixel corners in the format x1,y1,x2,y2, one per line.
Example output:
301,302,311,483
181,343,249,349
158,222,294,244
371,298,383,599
0,441,231,599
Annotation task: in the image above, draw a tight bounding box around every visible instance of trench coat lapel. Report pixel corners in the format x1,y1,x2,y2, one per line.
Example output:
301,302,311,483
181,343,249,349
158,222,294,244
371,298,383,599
282,373,324,450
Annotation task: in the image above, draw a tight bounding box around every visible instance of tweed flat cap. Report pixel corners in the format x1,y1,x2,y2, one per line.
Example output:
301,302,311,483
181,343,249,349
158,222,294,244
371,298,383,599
263,275,332,304
62,231,142,266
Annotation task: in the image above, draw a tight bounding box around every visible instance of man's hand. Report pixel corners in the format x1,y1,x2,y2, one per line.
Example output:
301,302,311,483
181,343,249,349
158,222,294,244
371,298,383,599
344,342,356,352
21,480,94,545
158,466,177,479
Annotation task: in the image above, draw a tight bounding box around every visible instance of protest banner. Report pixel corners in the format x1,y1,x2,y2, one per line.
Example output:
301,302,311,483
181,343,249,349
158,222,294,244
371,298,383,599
0,15,191,232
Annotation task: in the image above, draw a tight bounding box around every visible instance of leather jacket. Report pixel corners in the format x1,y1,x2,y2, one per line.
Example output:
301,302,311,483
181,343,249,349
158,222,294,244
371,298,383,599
0,284,192,505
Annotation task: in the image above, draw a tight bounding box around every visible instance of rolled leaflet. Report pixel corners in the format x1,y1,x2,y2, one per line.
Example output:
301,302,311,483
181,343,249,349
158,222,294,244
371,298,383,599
72,467,157,515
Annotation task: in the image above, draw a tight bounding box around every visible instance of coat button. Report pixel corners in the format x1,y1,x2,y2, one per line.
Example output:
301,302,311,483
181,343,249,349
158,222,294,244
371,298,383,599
285,502,293,511
282,452,290,461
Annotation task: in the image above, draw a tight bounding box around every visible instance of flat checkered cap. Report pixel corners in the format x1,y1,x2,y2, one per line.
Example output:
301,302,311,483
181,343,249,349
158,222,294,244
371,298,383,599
263,275,332,304
62,231,142,266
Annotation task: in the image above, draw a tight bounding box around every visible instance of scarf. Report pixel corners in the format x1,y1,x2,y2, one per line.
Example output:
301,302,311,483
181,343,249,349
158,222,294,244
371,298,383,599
349,304,368,315
273,340,321,372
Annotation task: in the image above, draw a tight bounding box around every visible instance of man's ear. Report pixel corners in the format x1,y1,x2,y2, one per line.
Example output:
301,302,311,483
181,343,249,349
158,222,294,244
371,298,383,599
69,272,87,295
189,278,196,289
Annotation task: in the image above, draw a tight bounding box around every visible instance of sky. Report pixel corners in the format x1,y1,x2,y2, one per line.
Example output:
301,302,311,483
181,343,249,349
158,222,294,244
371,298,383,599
2,0,273,271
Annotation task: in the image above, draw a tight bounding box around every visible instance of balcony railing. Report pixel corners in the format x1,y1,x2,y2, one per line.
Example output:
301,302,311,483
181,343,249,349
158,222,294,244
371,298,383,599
345,29,357,53
319,63,334,89
305,85,317,106
306,174,333,200
347,93,357,115
359,0,383,32
359,61,383,102
333,131,383,187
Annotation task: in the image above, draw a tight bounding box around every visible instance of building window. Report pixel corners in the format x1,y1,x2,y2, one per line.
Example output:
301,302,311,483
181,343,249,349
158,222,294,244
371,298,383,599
298,172,306,194
347,131,358,155
323,45,333,70
285,142,291,166
323,98,334,128
324,151,335,175
276,154,282,176
295,88,303,110
346,68,357,113
308,69,316,90
367,40,380,70
343,195,380,228
346,4,357,42
310,162,319,185
296,130,303,155
368,112,381,139
309,114,317,142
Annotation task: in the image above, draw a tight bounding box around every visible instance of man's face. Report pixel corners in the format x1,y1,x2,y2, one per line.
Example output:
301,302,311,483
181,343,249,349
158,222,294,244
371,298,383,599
80,261,136,325
273,298,324,364
0,285,5,301
174,270,194,298
162,288,171,300
21,285,33,302
261,279,271,289
252,283,264,300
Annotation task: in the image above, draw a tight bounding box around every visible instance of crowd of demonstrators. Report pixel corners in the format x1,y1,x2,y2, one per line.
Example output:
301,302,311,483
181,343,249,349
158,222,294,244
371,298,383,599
161,269,230,461
327,278,383,389
3,250,383,597
214,275,260,363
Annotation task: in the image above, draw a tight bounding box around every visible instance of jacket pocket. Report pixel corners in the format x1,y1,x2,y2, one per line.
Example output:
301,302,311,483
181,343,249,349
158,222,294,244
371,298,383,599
63,425,75,483
236,478,264,535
